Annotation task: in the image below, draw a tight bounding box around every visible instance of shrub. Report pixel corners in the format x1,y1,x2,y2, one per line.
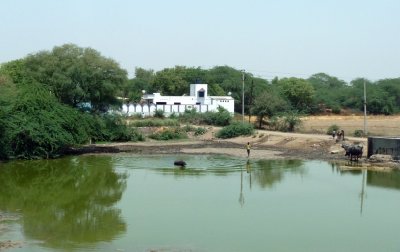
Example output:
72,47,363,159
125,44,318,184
183,124,196,132
179,106,232,126
154,109,165,118
202,106,232,126
169,112,178,119
5,84,94,159
130,119,180,127
216,122,254,139
282,111,302,132
179,108,199,123
194,127,207,136
327,124,340,135
90,114,145,142
149,127,188,140
354,129,364,137
332,105,341,114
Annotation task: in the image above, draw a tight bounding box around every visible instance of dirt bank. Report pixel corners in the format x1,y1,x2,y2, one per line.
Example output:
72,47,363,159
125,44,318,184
84,127,399,170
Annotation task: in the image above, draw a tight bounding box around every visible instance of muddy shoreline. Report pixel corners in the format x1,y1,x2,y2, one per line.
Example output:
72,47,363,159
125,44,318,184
67,137,399,170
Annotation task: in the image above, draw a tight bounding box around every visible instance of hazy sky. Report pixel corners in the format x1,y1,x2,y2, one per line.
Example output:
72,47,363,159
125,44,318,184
1,0,399,82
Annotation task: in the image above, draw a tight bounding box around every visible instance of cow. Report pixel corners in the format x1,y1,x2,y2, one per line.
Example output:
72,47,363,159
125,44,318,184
341,143,363,161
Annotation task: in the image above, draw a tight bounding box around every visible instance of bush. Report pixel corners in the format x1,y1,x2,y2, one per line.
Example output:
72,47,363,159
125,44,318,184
354,129,364,137
130,118,180,127
216,122,254,139
5,84,94,159
169,112,178,119
332,105,341,114
194,127,207,136
179,108,199,123
149,127,188,140
179,106,232,126
282,111,302,132
154,109,165,118
327,124,340,135
183,124,196,132
202,106,232,126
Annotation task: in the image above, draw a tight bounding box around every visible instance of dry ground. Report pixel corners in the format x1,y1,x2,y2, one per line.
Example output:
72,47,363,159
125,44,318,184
300,115,400,136
89,115,399,170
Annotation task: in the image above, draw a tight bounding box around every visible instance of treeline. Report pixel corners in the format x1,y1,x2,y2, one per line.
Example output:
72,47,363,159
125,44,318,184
1,43,399,159
127,67,400,116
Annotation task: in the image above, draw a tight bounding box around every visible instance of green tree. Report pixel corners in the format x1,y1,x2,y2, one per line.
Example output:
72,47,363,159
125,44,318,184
152,67,189,95
277,77,315,112
23,44,128,112
251,90,289,128
307,73,348,113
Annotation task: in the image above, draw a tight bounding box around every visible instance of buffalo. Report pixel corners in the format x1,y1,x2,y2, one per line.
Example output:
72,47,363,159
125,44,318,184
341,143,363,161
174,160,187,167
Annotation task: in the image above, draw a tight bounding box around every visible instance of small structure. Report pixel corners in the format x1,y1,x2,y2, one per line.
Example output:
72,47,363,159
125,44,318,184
122,84,234,117
367,136,400,160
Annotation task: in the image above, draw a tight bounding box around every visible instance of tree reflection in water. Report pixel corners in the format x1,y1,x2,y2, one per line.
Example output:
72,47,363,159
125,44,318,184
0,155,127,250
251,159,306,188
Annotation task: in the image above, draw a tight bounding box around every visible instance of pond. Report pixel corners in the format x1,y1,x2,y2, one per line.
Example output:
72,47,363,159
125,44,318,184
0,154,400,252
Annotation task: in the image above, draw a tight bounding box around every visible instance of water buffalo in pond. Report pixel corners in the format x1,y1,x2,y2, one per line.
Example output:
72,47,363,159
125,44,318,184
341,143,363,161
174,160,187,167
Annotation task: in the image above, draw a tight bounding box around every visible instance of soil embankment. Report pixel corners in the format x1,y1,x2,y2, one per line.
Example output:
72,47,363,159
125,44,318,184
82,127,399,170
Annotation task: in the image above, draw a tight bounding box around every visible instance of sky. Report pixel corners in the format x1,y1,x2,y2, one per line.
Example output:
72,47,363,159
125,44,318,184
1,0,399,82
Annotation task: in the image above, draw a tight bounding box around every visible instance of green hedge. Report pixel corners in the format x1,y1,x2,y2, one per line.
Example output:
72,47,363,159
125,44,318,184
216,122,254,139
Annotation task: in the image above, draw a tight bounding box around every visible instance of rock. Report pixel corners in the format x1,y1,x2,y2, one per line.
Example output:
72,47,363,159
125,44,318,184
369,154,393,163
330,150,340,154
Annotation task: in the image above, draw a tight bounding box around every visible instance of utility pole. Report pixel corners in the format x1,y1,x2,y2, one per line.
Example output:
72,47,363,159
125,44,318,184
363,80,368,136
242,70,245,122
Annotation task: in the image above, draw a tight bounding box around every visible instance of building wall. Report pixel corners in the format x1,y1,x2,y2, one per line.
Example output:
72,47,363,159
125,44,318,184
122,103,227,117
137,84,234,115
367,137,400,160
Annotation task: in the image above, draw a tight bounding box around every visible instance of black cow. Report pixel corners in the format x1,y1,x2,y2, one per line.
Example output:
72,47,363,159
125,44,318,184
341,143,363,161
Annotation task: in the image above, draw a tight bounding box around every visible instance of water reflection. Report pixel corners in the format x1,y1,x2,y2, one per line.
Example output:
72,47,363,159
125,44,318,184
238,159,306,206
252,159,305,189
0,156,127,250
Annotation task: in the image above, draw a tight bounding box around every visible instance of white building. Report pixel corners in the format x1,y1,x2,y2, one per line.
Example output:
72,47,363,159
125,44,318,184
121,84,234,117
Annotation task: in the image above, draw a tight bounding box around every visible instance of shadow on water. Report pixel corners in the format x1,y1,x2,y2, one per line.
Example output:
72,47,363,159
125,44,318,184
0,155,128,250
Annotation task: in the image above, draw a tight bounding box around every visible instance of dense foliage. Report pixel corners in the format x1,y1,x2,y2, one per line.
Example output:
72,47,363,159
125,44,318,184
0,45,140,160
179,106,232,126
1,43,400,158
216,122,254,139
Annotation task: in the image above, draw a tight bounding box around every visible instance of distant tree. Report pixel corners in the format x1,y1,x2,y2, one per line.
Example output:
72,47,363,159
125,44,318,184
307,73,349,112
152,67,189,95
375,78,400,113
251,90,289,128
277,77,315,112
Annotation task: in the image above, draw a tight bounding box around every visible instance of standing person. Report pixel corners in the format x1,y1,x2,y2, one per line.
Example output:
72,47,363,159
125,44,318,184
332,130,336,140
246,142,251,158
341,129,345,141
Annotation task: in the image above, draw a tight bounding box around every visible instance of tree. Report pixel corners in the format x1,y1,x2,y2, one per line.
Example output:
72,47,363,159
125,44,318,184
307,73,348,112
4,81,94,159
251,90,289,128
277,77,315,112
23,44,128,112
152,67,189,95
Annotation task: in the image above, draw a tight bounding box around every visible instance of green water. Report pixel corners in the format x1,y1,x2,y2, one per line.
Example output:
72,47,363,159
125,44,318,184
1,155,400,252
